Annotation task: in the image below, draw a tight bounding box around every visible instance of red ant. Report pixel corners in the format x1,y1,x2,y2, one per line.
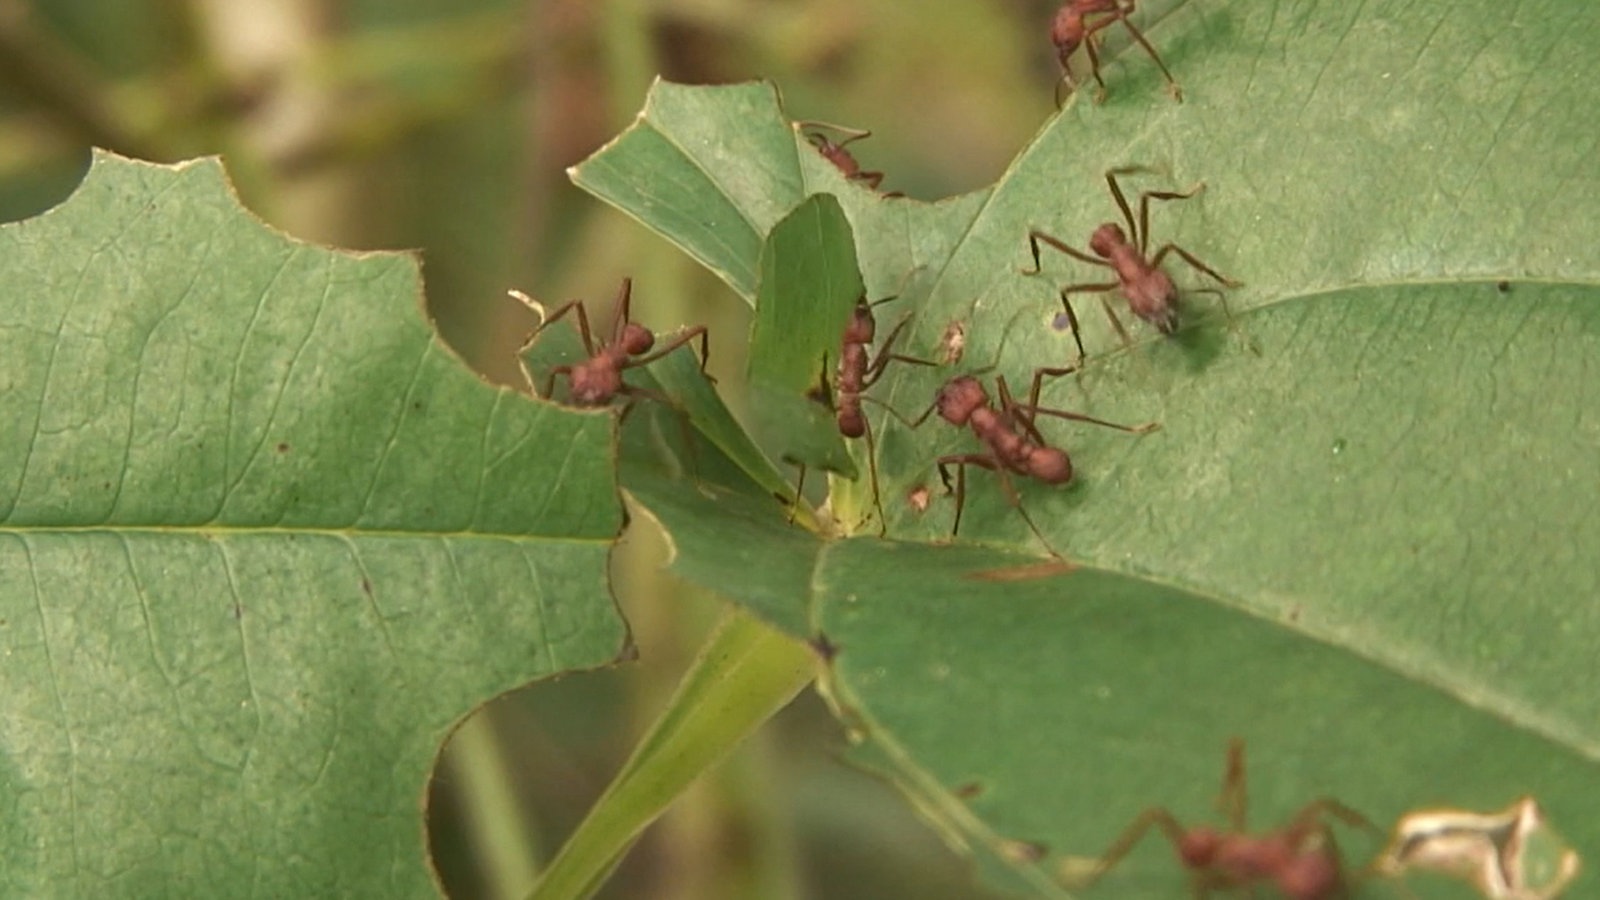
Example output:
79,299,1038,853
1022,166,1239,366
830,295,936,529
1073,739,1379,899
799,121,900,196
526,277,709,409
1051,0,1181,106
909,366,1156,554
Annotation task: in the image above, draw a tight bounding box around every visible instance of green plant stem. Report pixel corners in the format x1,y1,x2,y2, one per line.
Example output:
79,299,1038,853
447,712,543,900
525,608,815,900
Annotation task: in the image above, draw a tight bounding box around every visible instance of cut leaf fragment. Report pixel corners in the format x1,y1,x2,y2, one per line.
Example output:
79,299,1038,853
746,193,865,477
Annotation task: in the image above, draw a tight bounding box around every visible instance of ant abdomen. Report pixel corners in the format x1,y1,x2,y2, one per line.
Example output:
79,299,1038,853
1029,447,1072,484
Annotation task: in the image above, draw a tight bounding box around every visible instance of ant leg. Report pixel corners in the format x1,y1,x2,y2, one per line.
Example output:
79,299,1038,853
936,455,997,537
542,365,575,402
1114,12,1183,101
854,171,886,190
863,318,939,388
1104,167,1144,251
1082,29,1109,104
608,277,635,344
947,445,1059,557
994,375,1047,445
1026,363,1081,412
1151,247,1255,353
1054,292,1089,369
529,299,600,357
797,122,874,145
1022,229,1106,276
1054,70,1074,109
1135,182,1204,256
1097,294,1138,353
788,464,807,524
629,325,712,372
1288,798,1382,838
1218,738,1249,832
1056,282,1123,353
1150,244,1242,289
1027,400,1159,434
900,392,944,430
860,394,928,431
1008,365,1157,435
1072,807,1192,889
863,416,888,536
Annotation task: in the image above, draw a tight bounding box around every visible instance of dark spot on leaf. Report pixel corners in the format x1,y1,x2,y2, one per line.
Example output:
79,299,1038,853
276,442,290,453
810,633,841,661
360,578,372,596
412,401,424,411
1496,281,1511,293
954,781,985,799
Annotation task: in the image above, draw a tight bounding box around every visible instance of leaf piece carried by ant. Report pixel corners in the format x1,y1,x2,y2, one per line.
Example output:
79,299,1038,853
746,193,865,477
1372,797,1581,900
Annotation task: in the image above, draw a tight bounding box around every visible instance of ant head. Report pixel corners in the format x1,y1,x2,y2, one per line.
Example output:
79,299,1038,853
936,376,987,425
620,322,655,355
1275,852,1339,900
843,300,876,343
1178,828,1223,868
1088,223,1127,258
1050,4,1083,53
805,132,838,155
1030,447,1072,484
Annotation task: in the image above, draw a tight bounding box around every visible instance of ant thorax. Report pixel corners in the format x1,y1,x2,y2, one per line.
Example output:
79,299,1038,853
568,356,625,406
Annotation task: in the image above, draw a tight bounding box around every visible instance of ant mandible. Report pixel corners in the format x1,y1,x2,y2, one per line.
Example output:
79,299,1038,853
798,121,899,195
1022,166,1240,366
526,277,709,409
1073,739,1379,899
1051,0,1181,107
910,365,1155,555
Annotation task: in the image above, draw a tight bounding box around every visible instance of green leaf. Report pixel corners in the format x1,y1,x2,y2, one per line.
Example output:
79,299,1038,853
567,81,806,302
0,152,625,897
570,0,1600,896
747,193,864,476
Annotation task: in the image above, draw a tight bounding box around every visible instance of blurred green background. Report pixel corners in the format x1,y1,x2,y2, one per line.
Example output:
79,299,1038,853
0,1,1071,896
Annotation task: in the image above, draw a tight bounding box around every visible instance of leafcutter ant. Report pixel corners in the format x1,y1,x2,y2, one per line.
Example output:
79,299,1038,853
524,277,709,411
1022,166,1240,366
795,295,935,530
1372,797,1580,899
909,365,1156,555
1072,739,1379,899
1051,0,1181,106
798,121,900,196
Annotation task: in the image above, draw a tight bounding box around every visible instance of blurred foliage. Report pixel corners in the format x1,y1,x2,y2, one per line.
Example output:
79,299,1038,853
0,0,1070,897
